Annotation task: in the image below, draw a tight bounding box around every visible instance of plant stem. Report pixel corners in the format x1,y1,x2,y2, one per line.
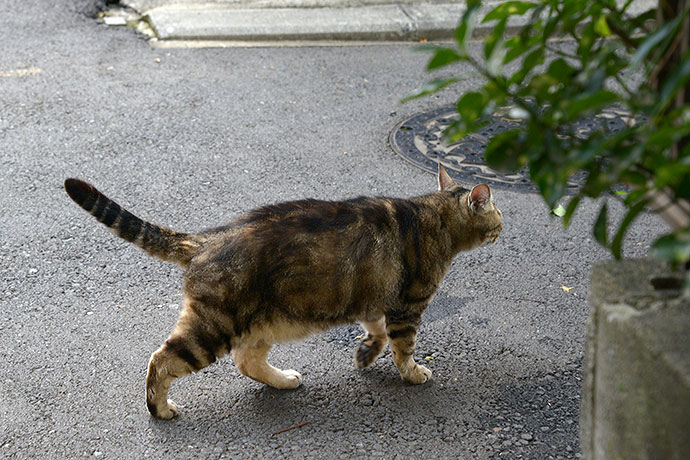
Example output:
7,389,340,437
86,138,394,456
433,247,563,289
544,43,579,60
613,73,636,97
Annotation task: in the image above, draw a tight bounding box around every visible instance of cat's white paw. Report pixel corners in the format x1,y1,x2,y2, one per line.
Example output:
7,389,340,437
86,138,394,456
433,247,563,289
283,369,303,388
272,369,302,389
403,365,432,384
157,399,179,420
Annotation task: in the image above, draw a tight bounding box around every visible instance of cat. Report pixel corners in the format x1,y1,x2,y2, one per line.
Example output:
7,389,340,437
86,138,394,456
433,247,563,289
64,165,502,419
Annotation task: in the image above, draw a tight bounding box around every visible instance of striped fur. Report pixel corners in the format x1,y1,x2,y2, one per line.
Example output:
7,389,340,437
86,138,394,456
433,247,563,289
64,165,502,419
64,179,204,267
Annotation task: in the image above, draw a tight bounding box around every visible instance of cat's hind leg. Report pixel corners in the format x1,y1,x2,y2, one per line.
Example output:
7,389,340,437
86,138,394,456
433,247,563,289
232,341,302,389
146,302,230,419
386,313,431,384
354,317,388,368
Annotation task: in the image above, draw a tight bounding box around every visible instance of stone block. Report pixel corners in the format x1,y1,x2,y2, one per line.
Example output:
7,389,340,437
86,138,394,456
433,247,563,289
582,259,690,460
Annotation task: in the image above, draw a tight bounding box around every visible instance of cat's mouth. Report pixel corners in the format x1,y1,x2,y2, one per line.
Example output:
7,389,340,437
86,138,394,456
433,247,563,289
482,227,502,246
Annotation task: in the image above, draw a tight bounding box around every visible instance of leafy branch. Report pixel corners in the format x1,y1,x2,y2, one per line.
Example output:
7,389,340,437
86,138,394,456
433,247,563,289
406,0,690,289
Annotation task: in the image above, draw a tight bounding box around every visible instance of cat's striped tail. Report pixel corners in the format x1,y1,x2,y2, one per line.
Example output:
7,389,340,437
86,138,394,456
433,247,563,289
64,179,204,268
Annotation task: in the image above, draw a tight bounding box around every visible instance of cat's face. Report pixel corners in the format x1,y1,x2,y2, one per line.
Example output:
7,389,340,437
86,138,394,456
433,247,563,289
468,185,502,246
437,164,503,247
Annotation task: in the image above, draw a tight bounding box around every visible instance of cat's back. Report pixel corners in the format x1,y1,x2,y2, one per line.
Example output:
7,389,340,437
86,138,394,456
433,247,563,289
210,195,397,246
187,195,403,287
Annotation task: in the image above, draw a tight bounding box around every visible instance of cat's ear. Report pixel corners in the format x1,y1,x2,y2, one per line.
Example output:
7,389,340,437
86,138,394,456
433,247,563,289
437,164,456,191
468,184,491,212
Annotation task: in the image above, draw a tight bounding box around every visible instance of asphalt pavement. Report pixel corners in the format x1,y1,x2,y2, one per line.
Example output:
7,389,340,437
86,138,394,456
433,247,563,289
0,0,665,459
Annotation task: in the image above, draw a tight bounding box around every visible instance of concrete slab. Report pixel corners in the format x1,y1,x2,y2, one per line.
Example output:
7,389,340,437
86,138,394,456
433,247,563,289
125,0,462,12
121,0,656,44
142,2,471,41
583,259,690,460
400,3,464,39
146,4,413,41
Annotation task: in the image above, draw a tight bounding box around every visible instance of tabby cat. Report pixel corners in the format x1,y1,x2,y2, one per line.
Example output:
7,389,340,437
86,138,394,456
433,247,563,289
64,165,502,419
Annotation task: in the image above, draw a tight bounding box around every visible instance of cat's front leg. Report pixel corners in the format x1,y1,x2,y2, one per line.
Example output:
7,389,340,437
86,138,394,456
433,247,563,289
386,314,431,384
354,317,388,369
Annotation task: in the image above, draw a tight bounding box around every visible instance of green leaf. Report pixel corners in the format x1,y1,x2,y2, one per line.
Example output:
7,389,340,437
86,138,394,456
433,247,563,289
563,195,582,227
655,162,690,188
578,21,596,61
455,0,481,47
623,188,648,207
487,39,508,77
593,202,608,247
630,18,680,68
611,200,648,259
647,122,690,149
401,78,459,103
652,230,690,264
485,129,524,171
552,203,566,217
483,1,537,23
594,15,611,37
546,58,575,80
504,36,528,64
426,48,464,71
658,50,690,112
527,73,557,95
677,175,690,201
484,17,507,61
619,170,647,188
565,90,619,119
542,9,560,40
456,91,486,126
509,47,545,84
534,169,567,208
483,80,508,105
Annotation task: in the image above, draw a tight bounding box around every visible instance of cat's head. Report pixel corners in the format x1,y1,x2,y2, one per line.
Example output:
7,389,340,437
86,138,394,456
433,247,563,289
437,164,503,247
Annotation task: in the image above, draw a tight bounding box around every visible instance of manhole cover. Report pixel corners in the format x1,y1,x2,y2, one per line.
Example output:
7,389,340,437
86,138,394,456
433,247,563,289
390,104,637,193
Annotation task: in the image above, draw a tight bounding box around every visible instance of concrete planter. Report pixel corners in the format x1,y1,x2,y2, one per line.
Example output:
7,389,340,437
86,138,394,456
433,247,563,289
581,259,690,460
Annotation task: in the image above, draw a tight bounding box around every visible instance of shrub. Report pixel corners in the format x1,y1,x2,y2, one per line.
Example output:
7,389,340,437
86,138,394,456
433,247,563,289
408,0,690,289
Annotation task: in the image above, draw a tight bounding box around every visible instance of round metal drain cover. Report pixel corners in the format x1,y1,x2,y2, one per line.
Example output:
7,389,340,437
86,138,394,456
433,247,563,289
390,104,636,193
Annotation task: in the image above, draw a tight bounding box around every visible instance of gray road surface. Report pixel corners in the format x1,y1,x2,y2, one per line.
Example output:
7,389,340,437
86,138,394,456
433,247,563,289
1,1,664,459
